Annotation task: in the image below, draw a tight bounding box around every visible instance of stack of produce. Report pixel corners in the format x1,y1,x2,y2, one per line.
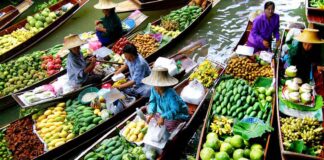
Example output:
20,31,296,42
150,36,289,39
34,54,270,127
283,77,314,104
162,5,203,31
34,0,58,12
281,117,323,155
5,118,44,159
160,18,179,31
32,103,74,150
0,28,35,55
200,133,265,160
41,54,62,76
112,78,127,88
131,34,159,57
112,37,130,55
225,57,273,82
212,78,273,121
310,0,324,9
151,25,180,38
84,136,146,160
189,60,219,88
122,120,148,143
25,8,58,31
0,130,12,160
65,100,103,135
189,0,208,9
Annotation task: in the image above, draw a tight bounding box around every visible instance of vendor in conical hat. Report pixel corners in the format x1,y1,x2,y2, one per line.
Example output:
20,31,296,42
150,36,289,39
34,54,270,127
286,28,324,81
94,0,123,46
143,67,189,132
64,34,102,86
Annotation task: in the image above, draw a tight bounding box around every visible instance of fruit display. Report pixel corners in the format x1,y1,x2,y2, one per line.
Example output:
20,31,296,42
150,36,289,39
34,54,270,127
310,0,324,9
285,66,297,78
41,54,62,76
0,130,13,160
122,119,148,143
131,34,159,57
0,28,35,55
212,78,274,121
25,8,58,32
225,57,273,82
84,136,146,160
160,18,180,31
151,25,181,38
112,37,130,55
283,77,314,104
200,133,265,160
32,103,74,150
162,5,203,31
5,117,44,159
189,0,208,9
209,116,233,136
34,0,59,12
280,117,323,155
65,99,104,135
189,60,220,88
112,78,127,88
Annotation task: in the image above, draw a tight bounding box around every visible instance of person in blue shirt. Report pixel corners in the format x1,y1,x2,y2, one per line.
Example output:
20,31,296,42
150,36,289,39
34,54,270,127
114,44,151,97
94,0,123,46
142,67,189,132
64,34,102,86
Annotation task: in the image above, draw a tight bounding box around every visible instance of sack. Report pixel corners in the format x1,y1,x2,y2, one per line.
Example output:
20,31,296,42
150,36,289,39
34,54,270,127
180,79,205,105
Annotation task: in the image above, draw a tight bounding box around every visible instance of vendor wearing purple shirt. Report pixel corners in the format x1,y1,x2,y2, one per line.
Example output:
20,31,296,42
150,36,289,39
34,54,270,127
247,1,281,53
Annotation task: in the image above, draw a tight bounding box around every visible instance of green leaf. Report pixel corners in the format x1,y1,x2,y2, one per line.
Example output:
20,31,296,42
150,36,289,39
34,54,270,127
289,140,306,153
233,121,273,140
253,77,273,88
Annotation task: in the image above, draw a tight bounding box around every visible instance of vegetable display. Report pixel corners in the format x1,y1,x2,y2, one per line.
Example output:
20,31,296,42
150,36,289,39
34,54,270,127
151,25,180,38
131,34,159,57
225,57,273,83
41,54,62,76
310,0,324,9
0,130,12,160
26,8,59,32
112,37,130,55
189,60,219,88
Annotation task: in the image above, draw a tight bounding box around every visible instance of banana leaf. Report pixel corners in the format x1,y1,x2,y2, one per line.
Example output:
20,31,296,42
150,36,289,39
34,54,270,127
253,77,273,88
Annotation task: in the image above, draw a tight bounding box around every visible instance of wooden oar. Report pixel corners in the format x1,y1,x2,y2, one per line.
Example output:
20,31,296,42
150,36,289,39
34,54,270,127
96,59,124,65
177,38,208,55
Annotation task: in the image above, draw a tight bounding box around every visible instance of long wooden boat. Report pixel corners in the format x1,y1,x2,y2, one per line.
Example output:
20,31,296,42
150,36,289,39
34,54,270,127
0,11,148,111
0,0,87,64
195,20,276,160
305,0,324,26
0,0,34,31
130,0,188,10
275,28,324,160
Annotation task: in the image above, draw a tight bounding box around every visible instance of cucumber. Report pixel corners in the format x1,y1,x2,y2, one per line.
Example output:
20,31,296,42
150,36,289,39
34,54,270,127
232,110,239,117
86,124,96,131
83,112,93,118
84,152,95,159
77,105,86,110
257,111,263,119
236,100,242,107
104,146,115,154
107,140,117,147
242,104,249,110
101,139,111,146
111,154,123,160
238,112,244,119
93,117,102,124
240,96,246,103
66,99,72,107
252,102,260,111
216,106,222,114
234,94,240,102
223,97,229,105
111,146,124,155
230,96,235,103
246,107,253,115
246,95,251,105
212,104,217,111
226,104,231,111
114,141,122,148
262,112,268,120
230,105,239,113
221,108,227,115
249,111,257,117
213,93,220,101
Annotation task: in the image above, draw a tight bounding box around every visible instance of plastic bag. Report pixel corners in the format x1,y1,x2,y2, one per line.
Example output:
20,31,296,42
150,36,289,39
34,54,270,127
180,79,205,105
146,119,166,142
153,57,178,76
286,28,301,42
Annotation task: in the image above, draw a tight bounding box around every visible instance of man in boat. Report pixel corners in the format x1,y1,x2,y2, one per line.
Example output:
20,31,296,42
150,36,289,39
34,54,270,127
113,43,151,98
285,28,324,82
94,0,123,46
247,1,280,53
64,34,102,87
143,67,189,132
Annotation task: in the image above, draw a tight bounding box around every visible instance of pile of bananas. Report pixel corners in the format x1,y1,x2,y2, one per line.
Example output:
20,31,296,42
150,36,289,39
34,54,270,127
112,78,127,88
189,60,219,87
281,117,323,154
151,25,180,38
0,28,35,55
210,116,233,136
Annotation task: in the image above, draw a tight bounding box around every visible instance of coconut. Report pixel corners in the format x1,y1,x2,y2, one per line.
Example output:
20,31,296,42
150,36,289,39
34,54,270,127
293,77,303,85
301,92,311,104
287,82,299,92
299,83,312,93
285,66,297,77
289,92,300,102
285,80,293,86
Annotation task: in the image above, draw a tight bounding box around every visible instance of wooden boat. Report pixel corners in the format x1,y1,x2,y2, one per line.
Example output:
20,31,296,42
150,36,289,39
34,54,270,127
1,11,148,111
0,0,34,31
129,0,188,10
275,28,324,160
0,0,85,64
195,20,276,160
305,0,324,26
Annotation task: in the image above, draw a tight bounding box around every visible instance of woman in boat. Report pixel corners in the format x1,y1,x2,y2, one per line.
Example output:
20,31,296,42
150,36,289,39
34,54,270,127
64,34,102,87
94,0,123,46
247,1,281,53
285,28,324,82
143,67,189,132
114,44,151,97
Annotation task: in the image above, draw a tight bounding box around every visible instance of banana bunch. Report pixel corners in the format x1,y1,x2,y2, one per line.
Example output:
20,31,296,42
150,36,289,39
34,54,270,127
0,28,35,55
189,60,219,87
112,78,127,87
210,116,233,136
151,25,180,38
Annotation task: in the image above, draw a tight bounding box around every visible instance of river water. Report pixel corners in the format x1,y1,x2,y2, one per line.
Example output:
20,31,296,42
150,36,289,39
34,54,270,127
0,0,306,155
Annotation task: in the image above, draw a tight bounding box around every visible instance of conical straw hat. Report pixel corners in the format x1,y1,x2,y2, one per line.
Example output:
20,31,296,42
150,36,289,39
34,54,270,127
94,0,117,9
142,67,178,87
294,28,324,44
63,34,86,50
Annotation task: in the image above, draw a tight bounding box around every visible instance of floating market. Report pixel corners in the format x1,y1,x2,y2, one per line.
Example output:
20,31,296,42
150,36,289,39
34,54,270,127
0,0,323,160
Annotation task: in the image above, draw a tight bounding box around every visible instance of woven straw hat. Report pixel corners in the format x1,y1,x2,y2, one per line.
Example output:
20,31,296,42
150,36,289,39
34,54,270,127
294,28,324,44
63,34,86,50
94,0,117,9
142,67,178,87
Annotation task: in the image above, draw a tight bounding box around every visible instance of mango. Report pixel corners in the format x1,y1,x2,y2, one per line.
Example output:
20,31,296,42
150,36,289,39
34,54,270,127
41,127,50,134
129,135,137,142
63,125,70,132
37,115,47,122
55,141,65,148
45,122,54,128
44,110,52,116
59,130,68,138
55,116,64,122
66,133,75,140
48,146,55,150
54,106,64,111
48,125,56,131
94,109,100,115
57,102,65,108
54,126,63,132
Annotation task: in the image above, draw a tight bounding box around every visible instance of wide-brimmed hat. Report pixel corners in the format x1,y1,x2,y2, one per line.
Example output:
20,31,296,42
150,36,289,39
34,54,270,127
63,34,86,50
142,67,178,87
94,0,117,9
294,28,324,44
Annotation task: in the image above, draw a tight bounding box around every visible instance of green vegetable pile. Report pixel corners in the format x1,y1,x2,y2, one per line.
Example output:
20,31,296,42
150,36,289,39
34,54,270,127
84,136,146,160
310,0,324,9
212,78,273,121
0,129,13,160
163,5,202,31
34,0,59,12
65,99,103,135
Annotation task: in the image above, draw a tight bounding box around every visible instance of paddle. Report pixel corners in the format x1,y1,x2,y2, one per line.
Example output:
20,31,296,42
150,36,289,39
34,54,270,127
177,38,208,55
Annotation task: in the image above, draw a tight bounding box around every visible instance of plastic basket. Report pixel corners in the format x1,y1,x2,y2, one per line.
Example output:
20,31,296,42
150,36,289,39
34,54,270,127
78,87,99,105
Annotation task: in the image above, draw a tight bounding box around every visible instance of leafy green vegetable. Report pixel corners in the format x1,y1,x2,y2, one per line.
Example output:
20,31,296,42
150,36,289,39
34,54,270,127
310,0,324,9
233,121,273,140
34,0,59,12
285,140,317,156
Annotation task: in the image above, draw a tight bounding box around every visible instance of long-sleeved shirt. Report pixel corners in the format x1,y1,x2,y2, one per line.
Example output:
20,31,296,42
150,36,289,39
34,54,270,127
67,52,88,85
148,87,189,120
99,11,123,43
247,13,280,52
